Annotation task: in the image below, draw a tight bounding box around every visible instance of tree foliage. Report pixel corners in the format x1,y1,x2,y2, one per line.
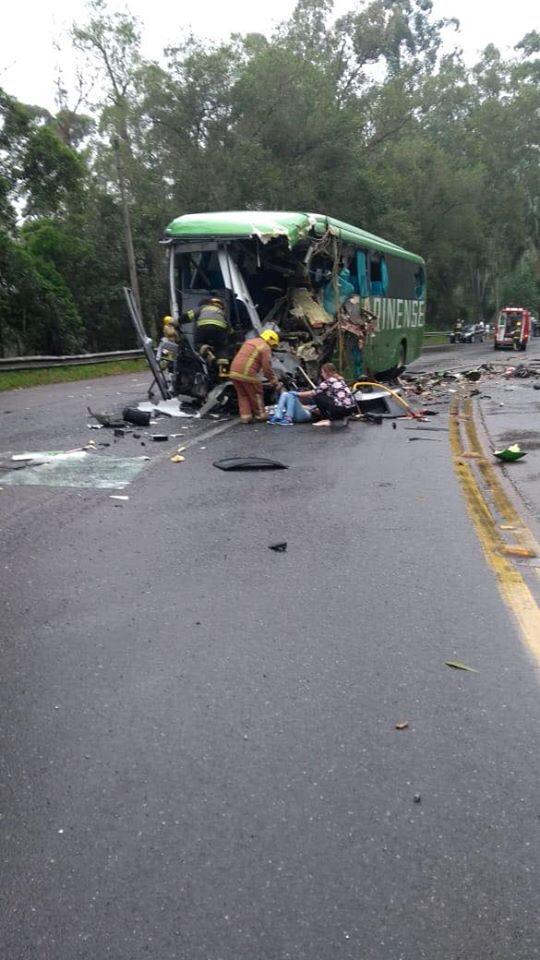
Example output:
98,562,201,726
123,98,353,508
1,0,539,356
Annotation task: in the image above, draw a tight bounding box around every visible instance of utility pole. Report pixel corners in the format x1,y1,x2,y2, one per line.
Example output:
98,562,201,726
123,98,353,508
113,135,142,318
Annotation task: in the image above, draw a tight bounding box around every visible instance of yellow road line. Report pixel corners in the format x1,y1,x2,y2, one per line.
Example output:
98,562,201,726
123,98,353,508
449,398,540,668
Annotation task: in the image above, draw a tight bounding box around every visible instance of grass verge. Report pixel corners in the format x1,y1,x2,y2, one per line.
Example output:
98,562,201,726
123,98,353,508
0,359,149,393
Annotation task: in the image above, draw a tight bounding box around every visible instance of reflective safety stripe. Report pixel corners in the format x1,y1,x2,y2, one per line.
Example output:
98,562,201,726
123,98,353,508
241,343,264,377
231,338,269,382
196,305,228,330
229,370,259,383
197,318,229,329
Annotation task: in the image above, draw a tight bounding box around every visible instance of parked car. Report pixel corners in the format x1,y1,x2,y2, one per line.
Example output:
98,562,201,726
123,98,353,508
449,322,484,344
457,324,482,343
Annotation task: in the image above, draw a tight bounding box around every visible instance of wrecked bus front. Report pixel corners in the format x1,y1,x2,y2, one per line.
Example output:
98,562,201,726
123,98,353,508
163,211,425,399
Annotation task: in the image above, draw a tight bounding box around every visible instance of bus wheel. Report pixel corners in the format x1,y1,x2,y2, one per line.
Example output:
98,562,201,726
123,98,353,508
399,340,407,366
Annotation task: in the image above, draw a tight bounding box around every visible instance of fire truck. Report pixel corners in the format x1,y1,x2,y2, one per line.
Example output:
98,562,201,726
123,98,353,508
494,306,531,351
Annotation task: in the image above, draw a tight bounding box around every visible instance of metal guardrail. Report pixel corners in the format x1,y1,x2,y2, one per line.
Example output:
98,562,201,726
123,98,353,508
0,349,144,372
0,332,491,372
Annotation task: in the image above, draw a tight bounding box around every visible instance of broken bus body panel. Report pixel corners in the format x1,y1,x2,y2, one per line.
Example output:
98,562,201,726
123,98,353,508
162,211,426,399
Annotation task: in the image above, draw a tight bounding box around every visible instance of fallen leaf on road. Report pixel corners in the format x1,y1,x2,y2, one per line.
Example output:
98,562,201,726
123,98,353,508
445,660,478,672
170,454,185,463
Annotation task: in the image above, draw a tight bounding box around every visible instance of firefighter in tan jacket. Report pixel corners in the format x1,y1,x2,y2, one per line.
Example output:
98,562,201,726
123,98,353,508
229,329,280,423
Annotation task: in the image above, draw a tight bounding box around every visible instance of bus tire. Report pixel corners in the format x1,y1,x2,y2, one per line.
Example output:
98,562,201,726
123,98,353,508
398,340,407,366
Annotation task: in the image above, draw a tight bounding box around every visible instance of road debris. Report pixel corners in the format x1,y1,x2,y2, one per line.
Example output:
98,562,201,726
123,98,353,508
123,407,151,426
269,542,288,552
152,435,169,442
87,407,125,428
413,794,422,804
110,495,130,501
170,454,185,463
502,545,536,558
2,452,147,489
445,660,477,672
138,399,194,418
394,721,409,730
213,457,288,471
493,444,527,462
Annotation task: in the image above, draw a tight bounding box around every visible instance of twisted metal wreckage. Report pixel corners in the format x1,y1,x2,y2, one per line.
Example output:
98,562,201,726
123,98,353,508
125,211,426,414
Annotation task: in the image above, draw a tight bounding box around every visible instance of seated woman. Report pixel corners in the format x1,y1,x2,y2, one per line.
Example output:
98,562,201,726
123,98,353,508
270,363,355,426
269,389,313,425
297,362,355,426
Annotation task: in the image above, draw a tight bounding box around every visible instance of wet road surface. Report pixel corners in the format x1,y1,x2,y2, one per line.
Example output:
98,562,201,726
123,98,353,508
1,346,539,959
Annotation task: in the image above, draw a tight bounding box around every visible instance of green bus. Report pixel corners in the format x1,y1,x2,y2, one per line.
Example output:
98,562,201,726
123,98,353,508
162,210,425,398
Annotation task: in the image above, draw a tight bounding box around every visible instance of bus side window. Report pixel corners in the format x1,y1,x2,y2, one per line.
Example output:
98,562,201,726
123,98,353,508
370,255,388,296
355,251,370,297
414,266,425,301
384,254,424,300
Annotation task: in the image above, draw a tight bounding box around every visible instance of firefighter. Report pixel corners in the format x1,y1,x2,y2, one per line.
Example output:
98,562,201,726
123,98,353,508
229,329,280,423
193,297,232,371
162,315,178,341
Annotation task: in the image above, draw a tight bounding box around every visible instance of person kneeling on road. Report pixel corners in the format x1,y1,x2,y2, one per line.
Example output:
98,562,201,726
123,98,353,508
296,362,355,427
229,329,280,423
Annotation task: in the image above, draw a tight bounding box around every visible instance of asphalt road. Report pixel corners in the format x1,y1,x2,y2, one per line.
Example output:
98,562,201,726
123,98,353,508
1,345,539,959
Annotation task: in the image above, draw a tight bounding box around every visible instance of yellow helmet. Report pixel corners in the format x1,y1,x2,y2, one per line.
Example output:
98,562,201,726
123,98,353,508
163,315,174,323
260,329,280,348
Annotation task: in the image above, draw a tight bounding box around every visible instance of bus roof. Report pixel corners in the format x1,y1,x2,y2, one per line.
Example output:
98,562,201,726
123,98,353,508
164,211,425,265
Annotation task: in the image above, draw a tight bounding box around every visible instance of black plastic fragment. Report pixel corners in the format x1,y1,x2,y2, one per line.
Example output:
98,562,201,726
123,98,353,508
363,413,383,425
152,435,169,442
213,457,288,471
269,542,287,552
123,407,151,426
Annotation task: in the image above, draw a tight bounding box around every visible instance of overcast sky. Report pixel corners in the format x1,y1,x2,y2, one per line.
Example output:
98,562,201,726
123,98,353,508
1,0,538,111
